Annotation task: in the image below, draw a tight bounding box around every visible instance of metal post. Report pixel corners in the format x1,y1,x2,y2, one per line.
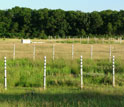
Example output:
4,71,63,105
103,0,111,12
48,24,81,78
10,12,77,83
94,37,97,44
73,38,74,43
53,44,55,61
33,45,35,61
87,36,89,44
102,38,104,44
80,56,83,89
44,56,46,90
91,45,93,60
4,57,7,90
109,45,111,62
72,44,74,60
13,44,15,60
80,37,81,44
120,37,122,44
113,56,115,87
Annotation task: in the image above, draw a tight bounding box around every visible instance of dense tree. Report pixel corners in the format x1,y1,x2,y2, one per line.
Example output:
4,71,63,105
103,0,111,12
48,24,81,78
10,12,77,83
0,7,124,38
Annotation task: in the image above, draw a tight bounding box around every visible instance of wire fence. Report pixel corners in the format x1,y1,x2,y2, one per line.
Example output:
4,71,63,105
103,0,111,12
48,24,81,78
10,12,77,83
0,42,124,60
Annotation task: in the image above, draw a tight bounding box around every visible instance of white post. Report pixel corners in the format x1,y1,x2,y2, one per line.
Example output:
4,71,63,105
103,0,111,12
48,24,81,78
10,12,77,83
87,36,89,44
109,38,110,44
44,56,46,90
109,45,111,62
91,45,93,60
80,37,81,44
73,38,74,43
53,44,55,61
94,37,97,43
4,57,7,90
80,56,83,89
118,38,119,43
13,44,15,60
33,45,35,61
120,37,122,44
72,44,74,60
102,38,104,44
113,56,115,87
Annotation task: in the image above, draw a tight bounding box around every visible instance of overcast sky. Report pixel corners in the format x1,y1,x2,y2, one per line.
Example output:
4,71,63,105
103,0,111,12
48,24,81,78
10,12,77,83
0,0,124,12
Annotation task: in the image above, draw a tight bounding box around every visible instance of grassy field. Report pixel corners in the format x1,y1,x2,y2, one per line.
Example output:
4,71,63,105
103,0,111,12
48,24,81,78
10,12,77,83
0,86,124,107
0,38,124,106
0,38,124,60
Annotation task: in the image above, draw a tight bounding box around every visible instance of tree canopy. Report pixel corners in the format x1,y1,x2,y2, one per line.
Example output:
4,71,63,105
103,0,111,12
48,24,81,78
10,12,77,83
0,7,124,38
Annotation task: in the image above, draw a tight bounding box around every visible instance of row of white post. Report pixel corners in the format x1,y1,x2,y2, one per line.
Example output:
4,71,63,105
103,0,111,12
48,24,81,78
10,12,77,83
12,44,113,61
4,55,115,90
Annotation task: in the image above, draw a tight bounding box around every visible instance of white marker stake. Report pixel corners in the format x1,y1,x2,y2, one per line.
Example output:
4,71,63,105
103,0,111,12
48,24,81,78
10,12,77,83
44,56,46,90
33,45,35,61
13,44,15,60
80,56,83,89
91,45,93,60
72,44,74,60
4,57,7,90
109,45,111,62
53,44,55,60
113,56,115,87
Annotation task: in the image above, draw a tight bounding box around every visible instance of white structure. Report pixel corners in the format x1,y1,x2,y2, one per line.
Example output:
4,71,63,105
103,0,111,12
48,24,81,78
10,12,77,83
21,39,31,44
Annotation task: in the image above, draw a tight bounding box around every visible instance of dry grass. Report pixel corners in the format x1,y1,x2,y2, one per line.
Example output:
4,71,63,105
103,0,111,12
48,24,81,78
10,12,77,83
0,38,124,60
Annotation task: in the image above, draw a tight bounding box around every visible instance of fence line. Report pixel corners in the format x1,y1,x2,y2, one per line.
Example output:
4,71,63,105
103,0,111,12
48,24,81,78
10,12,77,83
1,42,124,60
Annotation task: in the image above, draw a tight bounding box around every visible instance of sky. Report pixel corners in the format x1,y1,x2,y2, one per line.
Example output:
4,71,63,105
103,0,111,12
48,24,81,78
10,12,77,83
0,0,124,12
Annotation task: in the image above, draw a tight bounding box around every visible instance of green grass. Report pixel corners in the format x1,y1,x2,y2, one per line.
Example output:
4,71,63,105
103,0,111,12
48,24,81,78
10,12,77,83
0,58,124,106
0,58,124,88
0,86,124,107
56,39,118,44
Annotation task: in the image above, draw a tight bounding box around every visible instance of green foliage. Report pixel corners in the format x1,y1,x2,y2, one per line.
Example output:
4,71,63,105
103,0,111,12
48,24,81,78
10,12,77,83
0,58,124,88
0,7,124,38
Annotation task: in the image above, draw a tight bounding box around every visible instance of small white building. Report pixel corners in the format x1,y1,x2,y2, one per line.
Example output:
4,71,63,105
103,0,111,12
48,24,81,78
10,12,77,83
21,39,31,44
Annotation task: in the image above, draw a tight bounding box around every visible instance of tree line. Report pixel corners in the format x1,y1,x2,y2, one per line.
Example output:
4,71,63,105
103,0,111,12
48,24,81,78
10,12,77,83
0,6,124,39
